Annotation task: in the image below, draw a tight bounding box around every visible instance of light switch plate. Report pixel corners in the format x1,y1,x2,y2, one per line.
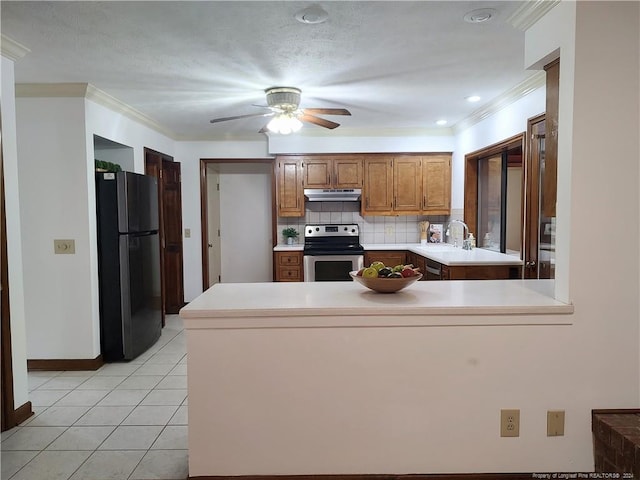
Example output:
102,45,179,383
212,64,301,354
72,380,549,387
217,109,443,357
547,410,565,436
54,239,75,254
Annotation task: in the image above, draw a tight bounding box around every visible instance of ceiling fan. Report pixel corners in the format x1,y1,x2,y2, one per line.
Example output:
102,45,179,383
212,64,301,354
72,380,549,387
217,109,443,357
209,87,351,134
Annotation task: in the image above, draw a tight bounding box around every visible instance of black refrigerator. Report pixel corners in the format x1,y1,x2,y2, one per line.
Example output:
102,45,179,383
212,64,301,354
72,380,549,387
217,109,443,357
96,171,162,361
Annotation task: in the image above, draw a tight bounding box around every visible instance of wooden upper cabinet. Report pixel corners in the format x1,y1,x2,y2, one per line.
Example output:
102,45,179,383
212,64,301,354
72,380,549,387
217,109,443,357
362,154,451,216
422,154,451,214
333,156,363,188
303,159,332,188
362,156,393,214
543,58,559,218
303,156,363,189
393,155,422,213
276,157,304,217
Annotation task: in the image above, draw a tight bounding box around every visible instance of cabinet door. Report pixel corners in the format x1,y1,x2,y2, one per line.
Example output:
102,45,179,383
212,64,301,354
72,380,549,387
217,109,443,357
333,156,363,188
422,154,451,214
362,157,393,215
393,156,422,213
406,252,427,280
303,158,332,188
277,158,304,217
364,251,407,268
274,252,303,282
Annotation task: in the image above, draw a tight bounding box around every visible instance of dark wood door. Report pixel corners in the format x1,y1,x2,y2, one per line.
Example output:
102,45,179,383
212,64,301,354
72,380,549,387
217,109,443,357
145,149,185,319
161,160,184,313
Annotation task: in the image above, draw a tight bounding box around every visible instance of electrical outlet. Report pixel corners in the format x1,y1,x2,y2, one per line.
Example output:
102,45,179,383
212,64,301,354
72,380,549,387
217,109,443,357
54,239,75,254
500,409,520,437
185,228,191,238
385,225,394,235
547,410,565,436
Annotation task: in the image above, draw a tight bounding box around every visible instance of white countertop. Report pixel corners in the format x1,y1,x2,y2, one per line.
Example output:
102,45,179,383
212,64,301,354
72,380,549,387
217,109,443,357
181,279,573,328
273,243,522,265
273,244,304,252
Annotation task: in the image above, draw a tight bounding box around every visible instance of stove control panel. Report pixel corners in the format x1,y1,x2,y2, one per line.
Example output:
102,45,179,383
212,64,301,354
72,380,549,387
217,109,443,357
304,224,360,238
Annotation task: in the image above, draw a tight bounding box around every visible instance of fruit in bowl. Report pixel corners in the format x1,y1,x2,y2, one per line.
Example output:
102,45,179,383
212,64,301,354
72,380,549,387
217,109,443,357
351,262,422,293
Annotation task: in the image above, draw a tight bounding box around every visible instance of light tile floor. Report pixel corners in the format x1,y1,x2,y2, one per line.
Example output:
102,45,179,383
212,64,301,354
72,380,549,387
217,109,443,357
1,315,188,480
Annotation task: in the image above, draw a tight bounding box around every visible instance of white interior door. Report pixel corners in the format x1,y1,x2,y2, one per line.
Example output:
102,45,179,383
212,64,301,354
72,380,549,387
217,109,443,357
219,163,273,283
206,164,221,287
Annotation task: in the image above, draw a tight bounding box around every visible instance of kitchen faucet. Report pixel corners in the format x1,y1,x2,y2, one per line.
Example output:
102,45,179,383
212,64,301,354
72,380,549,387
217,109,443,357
446,219,472,250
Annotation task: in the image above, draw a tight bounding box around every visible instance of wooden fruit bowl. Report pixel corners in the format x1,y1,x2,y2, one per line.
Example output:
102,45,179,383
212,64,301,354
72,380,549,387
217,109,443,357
349,271,423,293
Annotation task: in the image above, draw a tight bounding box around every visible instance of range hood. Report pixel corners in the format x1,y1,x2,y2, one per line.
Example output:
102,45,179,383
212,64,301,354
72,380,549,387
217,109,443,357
304,188,362,202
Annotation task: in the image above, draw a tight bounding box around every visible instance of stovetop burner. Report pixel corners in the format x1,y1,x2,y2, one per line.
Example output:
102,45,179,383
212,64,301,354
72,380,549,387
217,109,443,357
303,224,364,256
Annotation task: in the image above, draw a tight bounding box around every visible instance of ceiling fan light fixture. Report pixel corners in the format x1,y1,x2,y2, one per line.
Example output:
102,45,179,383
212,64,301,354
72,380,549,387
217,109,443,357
265,87,301,110
267,113,303,135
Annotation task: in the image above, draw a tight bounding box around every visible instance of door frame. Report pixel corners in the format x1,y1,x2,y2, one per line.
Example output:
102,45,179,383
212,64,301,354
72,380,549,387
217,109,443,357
1,126,15,431
144,147,186,319
524,113,547,279
199,158,275,291
464,133,526,251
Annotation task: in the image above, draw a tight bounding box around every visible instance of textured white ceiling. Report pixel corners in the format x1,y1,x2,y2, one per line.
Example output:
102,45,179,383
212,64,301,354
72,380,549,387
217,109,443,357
2,1,537,140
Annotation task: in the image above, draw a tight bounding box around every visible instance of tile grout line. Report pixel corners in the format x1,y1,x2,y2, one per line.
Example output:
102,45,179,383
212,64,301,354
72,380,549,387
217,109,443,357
4,316,187,480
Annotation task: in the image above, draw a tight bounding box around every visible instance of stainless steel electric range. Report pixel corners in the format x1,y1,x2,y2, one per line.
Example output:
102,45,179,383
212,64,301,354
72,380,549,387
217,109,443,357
303,224,364,281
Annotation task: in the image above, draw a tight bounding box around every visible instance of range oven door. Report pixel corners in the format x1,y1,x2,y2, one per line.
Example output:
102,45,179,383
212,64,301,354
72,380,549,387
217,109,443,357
303,254,364,282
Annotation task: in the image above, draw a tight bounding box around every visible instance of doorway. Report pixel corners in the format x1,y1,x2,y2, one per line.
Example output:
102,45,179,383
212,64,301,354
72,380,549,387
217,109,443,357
524,113,555,279
200,159,274,289
464,134,525,256
144,148,185,317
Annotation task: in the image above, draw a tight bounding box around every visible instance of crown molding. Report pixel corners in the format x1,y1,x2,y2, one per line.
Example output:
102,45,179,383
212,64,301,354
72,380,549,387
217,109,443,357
452,70,546,134
1,34,31,61
84,84,175,138
506,0,561,31
15,82,175,138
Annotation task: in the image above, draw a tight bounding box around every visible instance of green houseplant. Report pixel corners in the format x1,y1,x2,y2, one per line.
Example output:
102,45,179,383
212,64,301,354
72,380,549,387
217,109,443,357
95,160,122,173
282,227,299,245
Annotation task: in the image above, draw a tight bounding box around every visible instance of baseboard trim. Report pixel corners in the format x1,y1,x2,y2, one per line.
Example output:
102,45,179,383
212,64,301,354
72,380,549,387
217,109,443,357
27,355,104,371
12,400,33,426
189,474,537,480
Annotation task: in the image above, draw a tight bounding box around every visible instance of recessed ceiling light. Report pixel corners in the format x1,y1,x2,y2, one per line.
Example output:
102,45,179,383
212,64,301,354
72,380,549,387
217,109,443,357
463,8,497,24
436,119,448,126
466,95,481,103
295,5,329,24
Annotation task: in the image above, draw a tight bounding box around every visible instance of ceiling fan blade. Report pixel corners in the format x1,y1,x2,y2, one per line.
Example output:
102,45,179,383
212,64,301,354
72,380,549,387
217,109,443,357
302,108,351,116
299,114,340,130
210,112,272,124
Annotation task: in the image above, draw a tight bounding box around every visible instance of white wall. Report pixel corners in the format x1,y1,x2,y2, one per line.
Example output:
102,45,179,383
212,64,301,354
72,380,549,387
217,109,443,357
93,143,134,172
219,163,273,283
1,55,29,408
175,140,270,301
15,97,100,359
12,95,179,360
453,87,546,210
269,130,455,155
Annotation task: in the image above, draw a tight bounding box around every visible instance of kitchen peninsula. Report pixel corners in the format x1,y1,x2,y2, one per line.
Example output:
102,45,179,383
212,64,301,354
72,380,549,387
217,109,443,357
181,280,572,476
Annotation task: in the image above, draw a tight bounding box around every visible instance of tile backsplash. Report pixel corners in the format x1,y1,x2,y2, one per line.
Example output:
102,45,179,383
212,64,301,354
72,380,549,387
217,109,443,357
277,202,460,245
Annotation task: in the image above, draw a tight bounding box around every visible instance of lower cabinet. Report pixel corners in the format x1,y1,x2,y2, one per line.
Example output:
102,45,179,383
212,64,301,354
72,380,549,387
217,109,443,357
274,251,303,282
405,251,427,280
364,251,407,268
441,264,520,280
